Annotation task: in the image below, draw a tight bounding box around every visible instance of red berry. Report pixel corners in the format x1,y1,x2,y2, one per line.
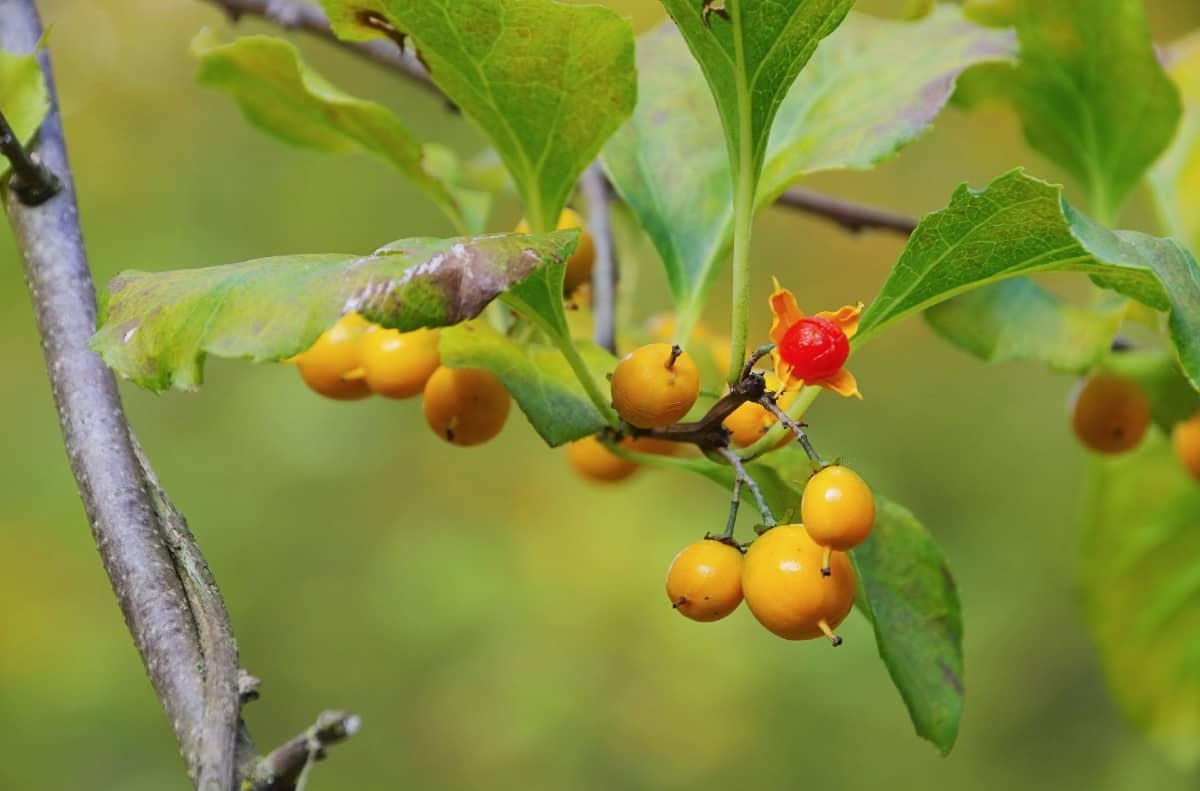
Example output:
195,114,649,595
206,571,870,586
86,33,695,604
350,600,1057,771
778,317,849,382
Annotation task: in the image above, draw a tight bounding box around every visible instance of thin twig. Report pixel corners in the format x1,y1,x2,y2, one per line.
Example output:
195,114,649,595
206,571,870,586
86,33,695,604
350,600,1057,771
199,0,441,98
721,475,743,538
247,711,362,791
718,448,776,527
197,0,922,237
581,161,617,354
0,3,244,786
759,397,823,465
739,342,775,381
0,108,60,204
777,187,918,236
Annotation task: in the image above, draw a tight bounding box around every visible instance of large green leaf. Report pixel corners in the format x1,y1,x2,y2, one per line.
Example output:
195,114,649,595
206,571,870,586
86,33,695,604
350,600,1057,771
192,31,484,233
0,45,48,180
91,231,578,392
1149,32,1200,256
962,0,1180,222
852,496,964,755
319,0,636,233
856,169,1200,390
684,458,964,753
657,0,853,187
924,279,1124,373
602,8,1014,336
439,322,616,447
1081,433,1200,767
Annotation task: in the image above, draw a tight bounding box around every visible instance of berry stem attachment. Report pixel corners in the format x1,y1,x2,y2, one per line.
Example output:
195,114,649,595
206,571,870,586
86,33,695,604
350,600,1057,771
821,547,832,578
718,447,776,528
667,344,683,370
818,620,843,647
758,396,824,465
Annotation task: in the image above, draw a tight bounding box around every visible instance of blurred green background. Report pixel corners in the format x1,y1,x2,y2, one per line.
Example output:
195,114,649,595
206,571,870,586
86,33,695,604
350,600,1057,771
2,1,1199,789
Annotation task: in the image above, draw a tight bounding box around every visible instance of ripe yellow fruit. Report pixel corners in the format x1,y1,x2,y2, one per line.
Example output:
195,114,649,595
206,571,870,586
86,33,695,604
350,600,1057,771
1070,374,1151,454
742,524,855,643
801,465,876,552
567,435,638,483
357,326,441,399
610,343,700,429
665,539,744,622
1173,413,1200,483
422,366,510,446
292,312,372,401
515,207,595,293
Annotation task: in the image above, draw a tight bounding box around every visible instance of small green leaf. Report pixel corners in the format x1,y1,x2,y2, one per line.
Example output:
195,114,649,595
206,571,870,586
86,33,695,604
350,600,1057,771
857,169,1200,390
603,9,1014,335
924,279,1124,373
852,496,964,755
1149,32,1200,256
191,31,484,232
0,45,48,179
320,0,636,233
961,0,1181,221
1081,433,1200,767
439,322,616,447
91,231,578,392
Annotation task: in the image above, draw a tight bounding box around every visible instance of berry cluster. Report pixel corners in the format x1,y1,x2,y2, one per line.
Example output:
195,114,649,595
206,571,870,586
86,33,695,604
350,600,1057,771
666,466,875,644
287,208,598,448
289,312,511,446
1070,372,1200,482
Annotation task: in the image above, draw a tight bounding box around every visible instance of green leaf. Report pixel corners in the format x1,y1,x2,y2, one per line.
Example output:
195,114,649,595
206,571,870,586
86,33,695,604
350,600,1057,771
685,459,964,753
439,322,616,447
91,231,579,392
962,0,1180,222
191,31,484,233
0,45,49,180
658,0,853,186
856,169,1200,390
924,279,1124,373
1149,32,1200,256
852,496,964,755
319,0,636,233
602,9,1014,335
1081,433,1200,767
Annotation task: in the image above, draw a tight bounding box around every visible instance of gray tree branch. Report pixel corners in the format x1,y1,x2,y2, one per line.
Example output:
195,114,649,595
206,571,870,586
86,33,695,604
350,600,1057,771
246,711,362,791
581,162,617,354
0,1,243,787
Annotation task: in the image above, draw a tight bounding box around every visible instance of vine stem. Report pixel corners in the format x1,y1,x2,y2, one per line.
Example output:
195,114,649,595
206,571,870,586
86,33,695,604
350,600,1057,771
759,397,823,465
725,5,756,387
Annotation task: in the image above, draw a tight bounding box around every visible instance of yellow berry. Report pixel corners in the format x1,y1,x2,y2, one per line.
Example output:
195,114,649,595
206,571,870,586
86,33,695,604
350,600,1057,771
1070,374,1151,454
666,539,744,622
742,524,855,643
610,343,700,428
801,465,875,552
357,326,441,399
292,312,372,401
567,435,638,483
422,367,510,446
1173,413,1200,483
